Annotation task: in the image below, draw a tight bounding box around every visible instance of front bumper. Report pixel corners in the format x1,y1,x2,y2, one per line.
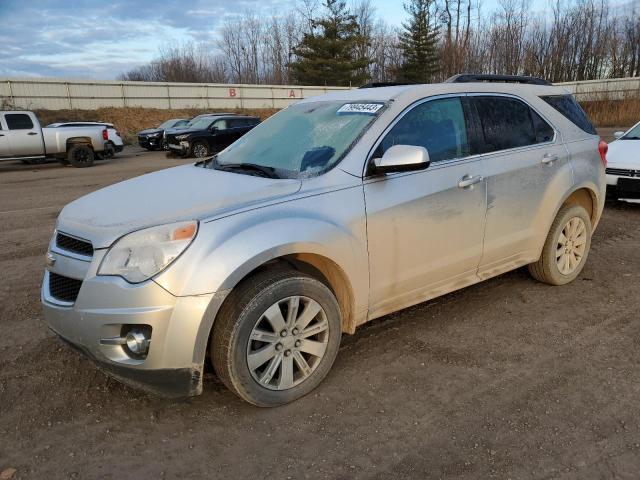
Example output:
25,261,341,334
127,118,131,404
606,173,640,199
41,247,221,398
167,141,190,156
138,135,162,149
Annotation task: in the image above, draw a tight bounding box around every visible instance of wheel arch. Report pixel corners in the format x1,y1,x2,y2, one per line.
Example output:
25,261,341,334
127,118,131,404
217,250,358,334
561,187,598,227
65,136,93,148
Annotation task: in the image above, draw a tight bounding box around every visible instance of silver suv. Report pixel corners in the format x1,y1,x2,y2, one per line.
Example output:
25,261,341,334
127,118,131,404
42,75,606,406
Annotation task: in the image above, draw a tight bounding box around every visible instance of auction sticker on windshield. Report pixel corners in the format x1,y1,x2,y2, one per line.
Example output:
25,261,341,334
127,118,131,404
337,103,384,115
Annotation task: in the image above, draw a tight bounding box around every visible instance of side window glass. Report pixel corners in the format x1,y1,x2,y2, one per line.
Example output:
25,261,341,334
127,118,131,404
376,97,470,163
5,113,34,130
474,97,536,152
531,110,554,143
214,119,227,131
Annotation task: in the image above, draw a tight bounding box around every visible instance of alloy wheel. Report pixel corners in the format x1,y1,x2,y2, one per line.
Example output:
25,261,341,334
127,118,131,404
247,296,329,391
556,217,587,275
193,144,208,158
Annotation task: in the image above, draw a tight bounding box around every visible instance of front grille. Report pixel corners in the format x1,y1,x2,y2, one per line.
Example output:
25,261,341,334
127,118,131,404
56,232,93,257
606,168,640,178
49,272,82,303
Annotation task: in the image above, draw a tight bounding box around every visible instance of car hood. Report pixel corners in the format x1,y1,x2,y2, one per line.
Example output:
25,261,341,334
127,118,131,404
607,139,640,170
138,128,163,136
57,164,302,248
166,127,207,137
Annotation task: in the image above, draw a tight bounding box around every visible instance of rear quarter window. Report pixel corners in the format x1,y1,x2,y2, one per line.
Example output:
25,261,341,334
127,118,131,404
541,95,597,135
473,96,537,152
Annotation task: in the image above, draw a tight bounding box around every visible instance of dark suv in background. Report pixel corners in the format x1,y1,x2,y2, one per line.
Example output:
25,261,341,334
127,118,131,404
165,115,260,158
137,118,190,150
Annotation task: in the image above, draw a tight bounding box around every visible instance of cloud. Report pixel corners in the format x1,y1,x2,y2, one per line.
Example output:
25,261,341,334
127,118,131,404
0,0,296,79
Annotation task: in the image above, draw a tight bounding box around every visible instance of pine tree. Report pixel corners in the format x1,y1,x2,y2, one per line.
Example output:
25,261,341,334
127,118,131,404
397,0,440,83
291,0,370,86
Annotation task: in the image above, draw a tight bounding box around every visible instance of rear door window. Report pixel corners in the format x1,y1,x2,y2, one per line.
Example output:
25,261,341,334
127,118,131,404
5,113,34,130
472,96,552,153
540,95,597,135
375,97,471,163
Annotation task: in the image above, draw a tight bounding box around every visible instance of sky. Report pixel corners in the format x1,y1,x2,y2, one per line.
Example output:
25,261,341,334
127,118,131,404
0,0,534,80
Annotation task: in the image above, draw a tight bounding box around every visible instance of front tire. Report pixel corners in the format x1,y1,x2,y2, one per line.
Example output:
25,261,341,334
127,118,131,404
190,141,209,159
528,204,592,285
211,269,342,407
67,144,94,168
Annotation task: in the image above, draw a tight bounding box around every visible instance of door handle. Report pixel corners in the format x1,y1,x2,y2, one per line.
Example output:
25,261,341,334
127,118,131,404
458,174,483,189
542,153,558,165
27,132,38,136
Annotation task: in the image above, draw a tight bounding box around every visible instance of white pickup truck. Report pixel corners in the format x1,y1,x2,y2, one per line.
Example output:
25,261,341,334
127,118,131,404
0,111,108,167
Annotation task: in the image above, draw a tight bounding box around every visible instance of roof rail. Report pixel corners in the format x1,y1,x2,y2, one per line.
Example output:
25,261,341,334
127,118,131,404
358,82,415,89
445,74,551,86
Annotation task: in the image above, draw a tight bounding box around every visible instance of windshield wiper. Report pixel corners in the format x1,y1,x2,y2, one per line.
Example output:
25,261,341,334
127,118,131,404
622,136,640,140
214,162,281,179
195,154,217,168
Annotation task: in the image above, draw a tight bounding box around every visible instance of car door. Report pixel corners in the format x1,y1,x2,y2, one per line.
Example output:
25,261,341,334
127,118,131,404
0,115,11,157
2,112,44,158
364,96,488,318
210,119,231,152
468,95,571,279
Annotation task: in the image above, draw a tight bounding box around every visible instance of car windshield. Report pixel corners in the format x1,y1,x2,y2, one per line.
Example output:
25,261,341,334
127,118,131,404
622,123,640,139
158,120,177,129
213,100,386,178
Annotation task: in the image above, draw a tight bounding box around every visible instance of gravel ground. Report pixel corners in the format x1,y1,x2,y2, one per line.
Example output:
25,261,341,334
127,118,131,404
1,140,639,480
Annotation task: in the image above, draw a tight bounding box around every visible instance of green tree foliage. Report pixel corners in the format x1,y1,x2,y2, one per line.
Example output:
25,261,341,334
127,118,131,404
397,0,440,83
292,0,370,86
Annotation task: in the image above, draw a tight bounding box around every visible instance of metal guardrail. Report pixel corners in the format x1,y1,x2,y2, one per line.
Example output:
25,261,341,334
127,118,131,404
1,76,638,110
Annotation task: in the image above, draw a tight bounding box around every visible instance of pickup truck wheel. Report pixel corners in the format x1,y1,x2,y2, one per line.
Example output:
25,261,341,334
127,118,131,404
528,204,592,285
211,269,342,407
67,144,94,168
191,141,209,158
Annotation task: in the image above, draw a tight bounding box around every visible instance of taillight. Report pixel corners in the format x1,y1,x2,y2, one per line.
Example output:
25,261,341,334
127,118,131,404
598,140,608,167
102,129,109,141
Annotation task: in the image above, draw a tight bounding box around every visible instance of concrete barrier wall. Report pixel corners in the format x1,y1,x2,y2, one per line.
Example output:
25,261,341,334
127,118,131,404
0,78,350,110
1,76,639,110
555,77,640,101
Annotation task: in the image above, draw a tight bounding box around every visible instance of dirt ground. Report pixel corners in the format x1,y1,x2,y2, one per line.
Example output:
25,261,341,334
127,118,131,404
1,136,640,479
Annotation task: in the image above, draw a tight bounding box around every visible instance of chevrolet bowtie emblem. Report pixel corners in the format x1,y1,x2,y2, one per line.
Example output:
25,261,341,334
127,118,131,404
45,252,56,267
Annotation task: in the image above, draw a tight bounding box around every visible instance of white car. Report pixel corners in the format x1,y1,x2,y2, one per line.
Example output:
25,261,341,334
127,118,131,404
606,121,640,200
47,122,124,157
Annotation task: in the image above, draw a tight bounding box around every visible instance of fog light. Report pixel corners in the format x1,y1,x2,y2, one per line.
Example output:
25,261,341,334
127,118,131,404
125,331,150,355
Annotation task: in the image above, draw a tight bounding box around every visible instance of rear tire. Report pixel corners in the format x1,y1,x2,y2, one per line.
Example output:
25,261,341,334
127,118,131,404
528,204,592,285
211,269,342,407
67,144,94,168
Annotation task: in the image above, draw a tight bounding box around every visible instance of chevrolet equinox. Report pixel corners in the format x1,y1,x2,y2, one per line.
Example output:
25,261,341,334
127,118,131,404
42,75,607,406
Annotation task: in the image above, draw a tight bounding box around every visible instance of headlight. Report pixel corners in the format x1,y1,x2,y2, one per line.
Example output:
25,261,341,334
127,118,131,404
148,132,161,138
98,221,198,283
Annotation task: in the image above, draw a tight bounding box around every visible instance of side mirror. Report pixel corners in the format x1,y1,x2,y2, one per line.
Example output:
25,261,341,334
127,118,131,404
372,145,430,174
614,131,625,139
209,126,218,133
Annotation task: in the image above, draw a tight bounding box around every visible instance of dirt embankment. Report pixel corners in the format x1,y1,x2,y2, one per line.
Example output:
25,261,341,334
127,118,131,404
35,107,280,144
